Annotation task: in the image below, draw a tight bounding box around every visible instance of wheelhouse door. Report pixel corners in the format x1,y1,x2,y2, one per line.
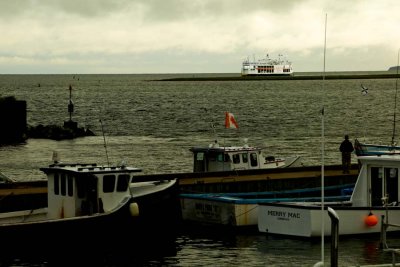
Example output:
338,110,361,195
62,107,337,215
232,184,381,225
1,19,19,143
386,167,399,204
370,167,399,206
193,152,206,172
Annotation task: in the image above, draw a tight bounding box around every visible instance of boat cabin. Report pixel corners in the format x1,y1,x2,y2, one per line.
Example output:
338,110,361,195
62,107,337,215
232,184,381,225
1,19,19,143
352,155,400,207
190,143,272,172
40,163,142,219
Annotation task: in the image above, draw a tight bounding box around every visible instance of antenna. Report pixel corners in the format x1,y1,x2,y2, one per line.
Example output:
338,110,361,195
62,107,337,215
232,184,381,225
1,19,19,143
316,13,328,267
99,119,110,166
391,49,400,146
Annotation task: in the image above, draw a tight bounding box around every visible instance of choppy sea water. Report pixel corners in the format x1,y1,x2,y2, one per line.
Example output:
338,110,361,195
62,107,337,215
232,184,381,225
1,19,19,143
0,73,400,266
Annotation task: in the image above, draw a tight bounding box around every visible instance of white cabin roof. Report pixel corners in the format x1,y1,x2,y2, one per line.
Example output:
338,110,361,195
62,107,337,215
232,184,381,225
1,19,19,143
357,154,400,164
190,146,264,154
40,163,142,175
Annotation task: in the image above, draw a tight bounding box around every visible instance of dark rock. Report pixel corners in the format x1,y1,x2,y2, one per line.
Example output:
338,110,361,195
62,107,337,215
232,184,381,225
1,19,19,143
27,121,95,141
0,96,27,144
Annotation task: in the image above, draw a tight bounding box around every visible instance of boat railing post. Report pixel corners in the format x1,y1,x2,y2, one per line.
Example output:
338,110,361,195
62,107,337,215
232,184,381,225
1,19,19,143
328,207,339,267
380,214,388,249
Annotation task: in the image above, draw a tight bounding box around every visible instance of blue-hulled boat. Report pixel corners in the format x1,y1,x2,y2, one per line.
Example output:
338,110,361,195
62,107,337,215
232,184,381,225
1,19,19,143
354,139,400,156
180,183,353,227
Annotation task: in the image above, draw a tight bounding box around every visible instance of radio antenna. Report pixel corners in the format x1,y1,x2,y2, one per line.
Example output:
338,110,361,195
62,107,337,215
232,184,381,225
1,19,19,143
99,119,110,166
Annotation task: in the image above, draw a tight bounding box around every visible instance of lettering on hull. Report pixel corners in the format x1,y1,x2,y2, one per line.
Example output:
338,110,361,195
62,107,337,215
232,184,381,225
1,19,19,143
267,210,300,220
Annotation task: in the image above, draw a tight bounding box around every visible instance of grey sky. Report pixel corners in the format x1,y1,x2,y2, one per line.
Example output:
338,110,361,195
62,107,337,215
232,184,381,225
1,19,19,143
0,0,399,74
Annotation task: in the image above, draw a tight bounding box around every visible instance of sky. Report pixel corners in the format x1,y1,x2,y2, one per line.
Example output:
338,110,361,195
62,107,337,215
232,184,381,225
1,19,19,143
1,0,399,74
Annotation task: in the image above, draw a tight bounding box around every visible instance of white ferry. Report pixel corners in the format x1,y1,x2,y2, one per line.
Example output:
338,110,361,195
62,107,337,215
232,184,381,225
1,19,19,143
241,54,293,76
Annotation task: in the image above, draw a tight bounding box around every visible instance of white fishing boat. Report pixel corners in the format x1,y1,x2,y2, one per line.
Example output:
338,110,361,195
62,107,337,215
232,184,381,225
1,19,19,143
190,140,301,173
258,154,400,237
180,184,353,227
0,161,178,246
241,54,293,76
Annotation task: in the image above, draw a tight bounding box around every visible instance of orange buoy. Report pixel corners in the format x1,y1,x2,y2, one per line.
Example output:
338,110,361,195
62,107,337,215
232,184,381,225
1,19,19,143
365,213,378,227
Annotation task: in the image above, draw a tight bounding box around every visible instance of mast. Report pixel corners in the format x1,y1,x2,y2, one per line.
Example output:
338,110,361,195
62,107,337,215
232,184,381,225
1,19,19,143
391,49,400,147
68,85,74,122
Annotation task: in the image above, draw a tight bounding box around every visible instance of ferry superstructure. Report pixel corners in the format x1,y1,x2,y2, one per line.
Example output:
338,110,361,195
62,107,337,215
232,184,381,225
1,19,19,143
241,54,293,76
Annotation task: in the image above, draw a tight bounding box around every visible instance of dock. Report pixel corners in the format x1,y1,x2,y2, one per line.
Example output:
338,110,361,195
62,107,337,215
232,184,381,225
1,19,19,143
0,163,358,212
142,163,358,193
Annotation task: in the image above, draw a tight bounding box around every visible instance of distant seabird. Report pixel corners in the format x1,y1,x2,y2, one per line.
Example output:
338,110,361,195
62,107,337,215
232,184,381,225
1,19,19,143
361,84,368,95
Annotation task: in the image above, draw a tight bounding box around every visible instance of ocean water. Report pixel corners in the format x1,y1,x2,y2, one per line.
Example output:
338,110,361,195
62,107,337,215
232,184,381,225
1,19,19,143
0,73,399,266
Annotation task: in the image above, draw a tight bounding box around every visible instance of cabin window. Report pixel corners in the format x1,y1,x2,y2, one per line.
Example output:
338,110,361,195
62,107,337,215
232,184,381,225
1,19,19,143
390,168,397,178
216,153,224,162
232,154,240,164
242,153,248,163
386,168,399,204
67,175,73,196
54,173,60,195
250,153,258,167
224,154,230,162
208,153,216,161
103,175,116,193
117,174,130,192
196,152,204,161
60,173,66,196
208,152,225,162
76,177,86,198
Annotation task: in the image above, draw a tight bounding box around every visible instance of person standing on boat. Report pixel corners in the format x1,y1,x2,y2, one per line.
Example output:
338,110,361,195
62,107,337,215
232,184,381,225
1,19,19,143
339,135,354,173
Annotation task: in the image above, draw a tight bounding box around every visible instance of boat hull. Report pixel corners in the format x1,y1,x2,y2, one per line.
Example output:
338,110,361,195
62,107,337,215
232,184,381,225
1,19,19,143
258,203,400,237
0,180,180,250
354,139,400,156
180,197,258,226
180,184,353,227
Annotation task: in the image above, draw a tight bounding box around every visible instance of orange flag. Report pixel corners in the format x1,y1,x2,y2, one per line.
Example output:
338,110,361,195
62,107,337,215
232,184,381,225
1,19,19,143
225,112,239,129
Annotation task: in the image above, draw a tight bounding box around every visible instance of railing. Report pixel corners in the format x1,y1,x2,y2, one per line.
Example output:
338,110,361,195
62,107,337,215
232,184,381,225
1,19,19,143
379,196,400,266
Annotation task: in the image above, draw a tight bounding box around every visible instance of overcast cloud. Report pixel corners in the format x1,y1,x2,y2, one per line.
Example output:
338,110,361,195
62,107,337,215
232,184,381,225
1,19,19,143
0,0,399,74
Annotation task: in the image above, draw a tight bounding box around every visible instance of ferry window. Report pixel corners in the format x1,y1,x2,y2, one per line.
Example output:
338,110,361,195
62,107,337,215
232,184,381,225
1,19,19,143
67,175,73,196
103,175,116,193
54,173,59,195
242,153,248,163
250,153,258,167
117,174,130,192
60,173,66,196
233,154,240,164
